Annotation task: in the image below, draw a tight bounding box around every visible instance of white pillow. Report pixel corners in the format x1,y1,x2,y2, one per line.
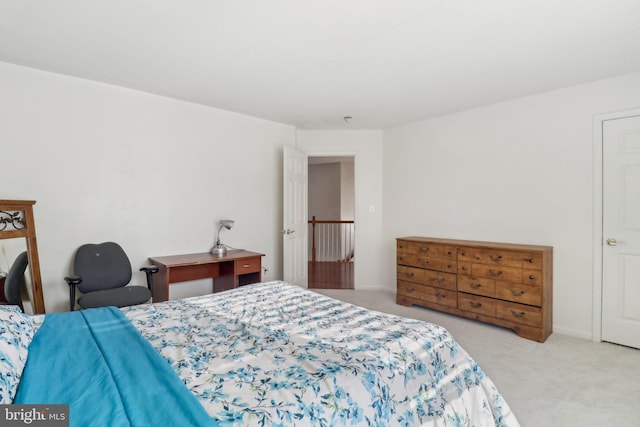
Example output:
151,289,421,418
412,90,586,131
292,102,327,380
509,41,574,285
0,306,39,403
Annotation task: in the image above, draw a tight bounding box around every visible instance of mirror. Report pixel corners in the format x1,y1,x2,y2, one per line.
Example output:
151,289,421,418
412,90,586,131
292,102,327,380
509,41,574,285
0,238,34,313
0,200,45,313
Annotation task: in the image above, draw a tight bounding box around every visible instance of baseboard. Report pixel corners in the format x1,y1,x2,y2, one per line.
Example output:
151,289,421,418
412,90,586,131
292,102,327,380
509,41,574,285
354,284,392,292
551,325,593,341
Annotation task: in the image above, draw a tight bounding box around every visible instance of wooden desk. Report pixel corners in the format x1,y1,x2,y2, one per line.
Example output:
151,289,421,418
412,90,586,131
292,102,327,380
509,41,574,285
149,250,264,302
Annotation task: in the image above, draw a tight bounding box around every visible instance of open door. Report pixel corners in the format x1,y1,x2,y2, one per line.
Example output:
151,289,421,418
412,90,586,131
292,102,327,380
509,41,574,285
602,115,640,349
282,147,308,287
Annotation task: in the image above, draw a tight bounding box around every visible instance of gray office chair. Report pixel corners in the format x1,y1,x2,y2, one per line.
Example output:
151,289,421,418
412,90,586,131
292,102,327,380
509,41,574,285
3,251,28,311
65,242,158,311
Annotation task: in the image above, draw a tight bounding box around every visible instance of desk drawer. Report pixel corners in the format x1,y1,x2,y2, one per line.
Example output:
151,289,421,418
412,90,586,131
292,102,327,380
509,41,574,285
169,263,220,282
237,257,261,275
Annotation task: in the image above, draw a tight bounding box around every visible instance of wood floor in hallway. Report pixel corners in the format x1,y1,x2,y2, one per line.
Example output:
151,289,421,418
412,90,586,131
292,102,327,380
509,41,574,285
308,261,353,289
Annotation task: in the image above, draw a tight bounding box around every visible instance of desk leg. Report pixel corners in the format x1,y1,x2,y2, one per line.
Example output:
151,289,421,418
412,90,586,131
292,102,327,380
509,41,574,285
153,265,169,302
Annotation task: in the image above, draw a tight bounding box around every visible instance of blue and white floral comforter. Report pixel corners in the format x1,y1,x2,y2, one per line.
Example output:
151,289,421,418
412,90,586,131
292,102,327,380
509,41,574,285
122,281,519,427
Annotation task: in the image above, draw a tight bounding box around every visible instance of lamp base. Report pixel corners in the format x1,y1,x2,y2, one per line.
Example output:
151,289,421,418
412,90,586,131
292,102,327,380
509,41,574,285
211,244,227,256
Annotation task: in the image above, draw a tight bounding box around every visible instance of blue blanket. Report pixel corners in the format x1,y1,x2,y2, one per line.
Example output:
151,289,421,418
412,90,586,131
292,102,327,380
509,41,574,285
14,307,217,427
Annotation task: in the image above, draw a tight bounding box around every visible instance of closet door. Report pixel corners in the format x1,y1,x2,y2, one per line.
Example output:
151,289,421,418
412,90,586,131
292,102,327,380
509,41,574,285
602,115,640,349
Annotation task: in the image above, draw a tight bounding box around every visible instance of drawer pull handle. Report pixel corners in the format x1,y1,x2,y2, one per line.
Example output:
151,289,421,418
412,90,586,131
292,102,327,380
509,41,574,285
447,251,452,255
511,310,526,318
489,255,502,261
419,247,430,252
527,258,535,263
420,260,430,265
461,265,467,271
461,251,467,256
405,272,414,278
489,270,502,277
470,283,482,289
529,274,536,280
434,277,445,283
436,293,446,300
510,289,525,297
470,302,482,308
243,264,251,268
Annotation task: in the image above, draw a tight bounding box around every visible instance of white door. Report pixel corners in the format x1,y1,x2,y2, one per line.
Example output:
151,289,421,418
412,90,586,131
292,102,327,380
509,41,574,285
602,115,640,349
283,146,308,287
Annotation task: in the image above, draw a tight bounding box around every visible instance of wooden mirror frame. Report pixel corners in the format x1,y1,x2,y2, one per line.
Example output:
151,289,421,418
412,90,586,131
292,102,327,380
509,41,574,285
0,200,45,313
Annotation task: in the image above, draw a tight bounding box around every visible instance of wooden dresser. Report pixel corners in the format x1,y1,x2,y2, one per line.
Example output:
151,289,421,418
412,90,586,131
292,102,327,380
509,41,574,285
396,236,552,342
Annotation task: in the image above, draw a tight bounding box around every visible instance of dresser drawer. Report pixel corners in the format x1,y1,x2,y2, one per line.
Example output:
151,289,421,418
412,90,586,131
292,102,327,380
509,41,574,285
521,253,543,270
423,286,457,308
236,257,261,274
424,269,457,291
398,281,457,308
460,247,543,268
398,253,456,273
458,275,495,298
415,256,456,273
397,252,414,266
398,252,423,267
472,248,525,268
397,265,425,284
405,242,457,259
471,264,522,283
473,249,543,269
523,269,542,286
458,293,496,317
397,280,424,299
495,281,541,306
458,261,472,276
496,301,543,328
458,247,474,262
397,240,411,254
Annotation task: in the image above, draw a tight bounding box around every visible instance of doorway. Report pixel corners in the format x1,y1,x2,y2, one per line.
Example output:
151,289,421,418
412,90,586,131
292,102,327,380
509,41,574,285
307,156,354,289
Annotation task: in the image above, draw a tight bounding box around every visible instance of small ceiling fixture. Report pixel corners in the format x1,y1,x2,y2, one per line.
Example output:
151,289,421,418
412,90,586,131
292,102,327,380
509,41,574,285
343,116,352,124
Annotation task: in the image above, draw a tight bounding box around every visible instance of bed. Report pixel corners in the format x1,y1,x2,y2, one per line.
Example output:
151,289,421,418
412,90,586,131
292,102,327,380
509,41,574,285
2,281,519,426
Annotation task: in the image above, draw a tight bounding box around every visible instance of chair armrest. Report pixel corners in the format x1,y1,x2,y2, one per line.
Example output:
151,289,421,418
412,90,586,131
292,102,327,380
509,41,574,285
139,265,159,274
64,275,82,286
65,275,82,311
140,265,159,295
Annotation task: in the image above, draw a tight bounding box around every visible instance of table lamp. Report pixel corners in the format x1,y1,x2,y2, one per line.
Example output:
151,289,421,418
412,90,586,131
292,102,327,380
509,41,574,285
212,219,234,255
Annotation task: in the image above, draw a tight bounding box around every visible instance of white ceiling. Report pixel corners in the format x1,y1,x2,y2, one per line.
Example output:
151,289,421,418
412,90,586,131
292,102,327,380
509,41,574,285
1,0,639,129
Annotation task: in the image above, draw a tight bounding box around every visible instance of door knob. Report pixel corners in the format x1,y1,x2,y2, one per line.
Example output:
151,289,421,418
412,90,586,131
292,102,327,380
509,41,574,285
282,229,295,235
606,238,618,246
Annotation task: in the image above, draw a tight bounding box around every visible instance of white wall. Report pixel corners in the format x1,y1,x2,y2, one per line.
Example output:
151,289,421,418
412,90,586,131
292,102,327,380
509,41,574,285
340,161,355,221
0,61,295,312
308,163,341,220
4,58,638,338
296,130,384,290
382,72,640,339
